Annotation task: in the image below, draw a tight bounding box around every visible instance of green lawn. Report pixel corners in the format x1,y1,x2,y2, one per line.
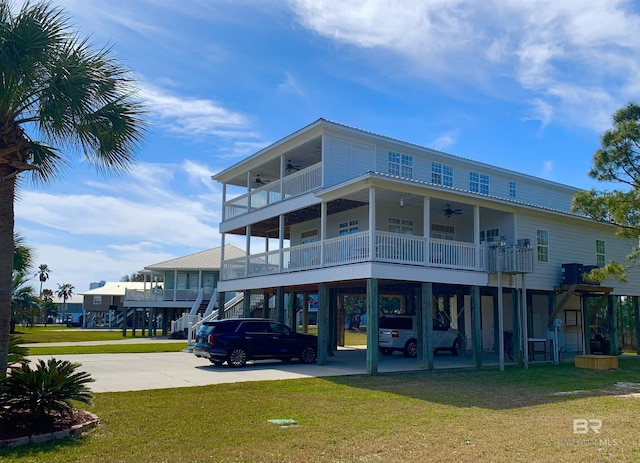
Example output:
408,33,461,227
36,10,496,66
25,343,187,356
2,358,640,462
13,326,162,344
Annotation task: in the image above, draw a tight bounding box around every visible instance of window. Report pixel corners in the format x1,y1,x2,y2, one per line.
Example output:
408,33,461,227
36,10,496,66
537,230,549,262
301,229,318,244
388,151,413,178
388,218,413,234
93,295,102,305
596,240,605,267
509,181,516,198
480,228,500,242
339,220,359,235
470,172,489,194
431,223,454,240
432,162,453,186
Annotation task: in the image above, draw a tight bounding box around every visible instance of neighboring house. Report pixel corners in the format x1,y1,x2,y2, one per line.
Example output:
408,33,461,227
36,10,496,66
81,282,147,328
122,244,245,337
212,118,640,371
51,294,83,323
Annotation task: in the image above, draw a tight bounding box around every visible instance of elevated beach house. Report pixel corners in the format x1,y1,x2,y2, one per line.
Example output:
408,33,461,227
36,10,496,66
211,119,640,372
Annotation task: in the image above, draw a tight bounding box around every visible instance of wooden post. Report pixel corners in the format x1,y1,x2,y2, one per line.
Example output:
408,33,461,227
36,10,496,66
337,293,345,346
608,295,618,355
302,293,309,333
512,289,522,365
288,291,297,329
217,291,226,320
132,308,137,337
243,290,251,318
421,282,434,371
262,291,269,318
455,288,466,355
471,285,482,368
276,286,285,323
317,283,329,365
366,278,379,375
121,308,127,337
582,294,590,355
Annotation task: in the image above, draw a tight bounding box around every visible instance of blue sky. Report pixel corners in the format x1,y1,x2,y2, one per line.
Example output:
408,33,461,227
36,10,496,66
13,0,640,292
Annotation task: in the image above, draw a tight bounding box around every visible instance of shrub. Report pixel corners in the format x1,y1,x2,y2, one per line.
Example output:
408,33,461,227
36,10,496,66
1,358,94,431
8,335,29,369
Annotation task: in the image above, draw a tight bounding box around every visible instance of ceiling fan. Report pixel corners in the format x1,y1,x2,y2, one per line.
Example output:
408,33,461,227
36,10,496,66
254,174,270,186
443,204,462,217
286,160,301,172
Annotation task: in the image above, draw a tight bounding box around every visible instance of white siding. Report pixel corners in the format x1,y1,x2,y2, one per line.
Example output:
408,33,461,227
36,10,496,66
323,135,374,187
516,211,640,294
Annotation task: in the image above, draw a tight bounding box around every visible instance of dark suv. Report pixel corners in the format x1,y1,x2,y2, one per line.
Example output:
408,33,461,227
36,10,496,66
193,318,317,367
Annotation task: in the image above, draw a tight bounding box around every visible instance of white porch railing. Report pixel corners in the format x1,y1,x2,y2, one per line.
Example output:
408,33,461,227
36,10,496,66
324,232,370,266
222,232,538,280
486,245,535,274
125,288,212,303
224,163,322,220
429,238,478,270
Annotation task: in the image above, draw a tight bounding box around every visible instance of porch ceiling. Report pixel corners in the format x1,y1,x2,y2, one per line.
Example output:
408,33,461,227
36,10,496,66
227,198,367,237
224,136,323,187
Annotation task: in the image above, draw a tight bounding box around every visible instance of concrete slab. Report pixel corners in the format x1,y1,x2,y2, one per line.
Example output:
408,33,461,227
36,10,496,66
26,346,487,393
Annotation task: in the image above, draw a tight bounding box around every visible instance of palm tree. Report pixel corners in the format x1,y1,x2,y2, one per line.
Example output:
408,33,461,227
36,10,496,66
41,288,54,326
56,283,74,324
0,1,146,373
36,264,51,297
12,272,39,329
13,233,33,275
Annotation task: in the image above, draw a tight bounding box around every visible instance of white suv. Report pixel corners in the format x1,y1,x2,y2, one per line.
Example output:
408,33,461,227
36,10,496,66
378,315,460,358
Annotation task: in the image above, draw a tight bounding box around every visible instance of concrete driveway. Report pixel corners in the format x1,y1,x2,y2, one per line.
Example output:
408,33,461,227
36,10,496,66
26,344,466,393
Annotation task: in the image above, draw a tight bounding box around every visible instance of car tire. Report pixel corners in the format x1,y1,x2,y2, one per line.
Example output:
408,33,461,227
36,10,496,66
299,345,317,364
379,347,393,356
227,347,248,368
404,339,418,358
209,359,225,366
451,338,459,356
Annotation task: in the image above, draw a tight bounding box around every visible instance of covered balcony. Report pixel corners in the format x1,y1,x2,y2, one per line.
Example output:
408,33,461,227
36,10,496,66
222,230,534,280
225,162,323,220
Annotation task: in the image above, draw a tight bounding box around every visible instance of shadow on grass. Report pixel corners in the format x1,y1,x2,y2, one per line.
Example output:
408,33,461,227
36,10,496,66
321,357,640,410
192,348,640,411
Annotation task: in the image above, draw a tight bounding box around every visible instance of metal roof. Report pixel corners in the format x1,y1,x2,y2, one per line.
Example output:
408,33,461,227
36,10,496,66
80,282,147,296
144,244,245,271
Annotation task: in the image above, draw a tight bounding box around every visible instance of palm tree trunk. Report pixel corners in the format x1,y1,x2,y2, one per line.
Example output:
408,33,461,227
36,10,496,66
0,169,16,374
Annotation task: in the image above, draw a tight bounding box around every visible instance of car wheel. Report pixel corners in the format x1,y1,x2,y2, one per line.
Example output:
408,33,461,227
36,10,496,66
209,359,224,366
404,339,418,358
379,347,393,356
227,347,248,368
299,345,317,364
451,338,459,356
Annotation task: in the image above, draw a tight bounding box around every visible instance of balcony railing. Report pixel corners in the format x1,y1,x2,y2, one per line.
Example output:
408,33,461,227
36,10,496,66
221,232,533,280
225,163,322,220
486,245,535,274
124,288,213,303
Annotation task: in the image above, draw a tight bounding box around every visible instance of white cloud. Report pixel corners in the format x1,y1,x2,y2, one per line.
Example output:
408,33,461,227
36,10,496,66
542,160,554,179
139,83,258,138
30,244,177,292
429,130,461,151
279,72,306,97
288,0,640,132
522,99,554,128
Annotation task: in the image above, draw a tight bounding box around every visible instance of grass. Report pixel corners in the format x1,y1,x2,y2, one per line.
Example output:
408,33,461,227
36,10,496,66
25,343,186,356
2,358,640,462
13,326,150,344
